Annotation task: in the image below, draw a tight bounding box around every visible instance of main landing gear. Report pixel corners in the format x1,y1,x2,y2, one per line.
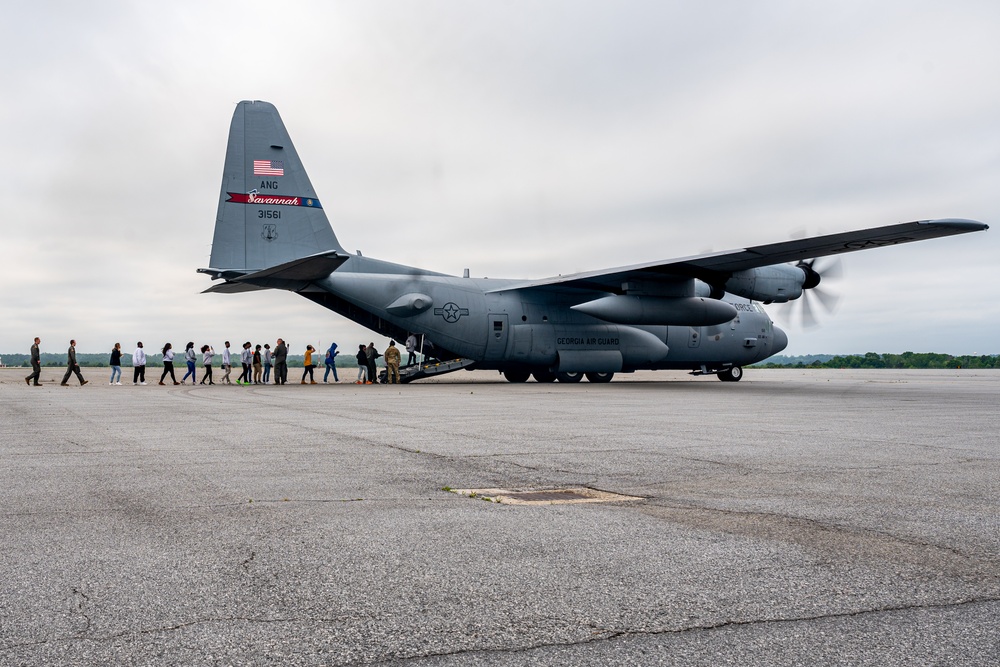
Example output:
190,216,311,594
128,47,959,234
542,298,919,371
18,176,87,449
717,366,743,382
503,369,616,383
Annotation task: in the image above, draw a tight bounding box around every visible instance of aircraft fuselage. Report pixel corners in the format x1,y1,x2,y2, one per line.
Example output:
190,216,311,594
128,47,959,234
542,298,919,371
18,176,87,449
303,255,784,377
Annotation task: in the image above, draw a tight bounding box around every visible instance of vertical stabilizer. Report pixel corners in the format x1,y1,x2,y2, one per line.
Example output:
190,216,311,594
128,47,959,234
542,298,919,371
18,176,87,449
208,100,343,272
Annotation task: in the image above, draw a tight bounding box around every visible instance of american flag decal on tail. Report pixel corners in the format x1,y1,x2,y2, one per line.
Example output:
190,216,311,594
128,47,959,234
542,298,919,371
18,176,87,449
253,160,284,176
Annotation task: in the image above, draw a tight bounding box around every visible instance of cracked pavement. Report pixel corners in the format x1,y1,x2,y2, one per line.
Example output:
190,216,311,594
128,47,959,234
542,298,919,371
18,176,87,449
0,368,997,665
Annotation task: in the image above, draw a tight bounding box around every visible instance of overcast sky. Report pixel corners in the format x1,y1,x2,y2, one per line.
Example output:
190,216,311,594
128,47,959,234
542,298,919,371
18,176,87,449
2,1,998,358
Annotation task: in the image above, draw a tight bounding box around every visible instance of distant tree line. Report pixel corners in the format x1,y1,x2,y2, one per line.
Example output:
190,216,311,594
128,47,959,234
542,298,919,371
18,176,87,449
754,352,998,369
0,352,352,368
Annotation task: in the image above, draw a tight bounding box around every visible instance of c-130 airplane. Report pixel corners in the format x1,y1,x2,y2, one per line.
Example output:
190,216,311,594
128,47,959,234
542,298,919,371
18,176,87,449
200,100,988,383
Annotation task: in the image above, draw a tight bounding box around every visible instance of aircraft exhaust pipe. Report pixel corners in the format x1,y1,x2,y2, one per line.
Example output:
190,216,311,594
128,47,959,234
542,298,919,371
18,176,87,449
571,295,737,326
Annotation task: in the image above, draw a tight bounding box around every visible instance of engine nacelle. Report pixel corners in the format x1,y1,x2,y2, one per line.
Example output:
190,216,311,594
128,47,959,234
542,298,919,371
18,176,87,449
724,265,805,303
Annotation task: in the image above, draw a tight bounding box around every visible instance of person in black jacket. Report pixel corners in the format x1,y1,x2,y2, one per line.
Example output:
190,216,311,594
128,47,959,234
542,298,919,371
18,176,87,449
355,344,369,384
109,343,123,385
366,342,380,385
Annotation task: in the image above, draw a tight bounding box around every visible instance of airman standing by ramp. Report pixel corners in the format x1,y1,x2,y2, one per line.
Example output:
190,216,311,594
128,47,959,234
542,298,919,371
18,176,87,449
385,341,401,384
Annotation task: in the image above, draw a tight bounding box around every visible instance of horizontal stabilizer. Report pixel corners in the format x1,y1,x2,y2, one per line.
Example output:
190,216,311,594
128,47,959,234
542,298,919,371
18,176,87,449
198,250,347,293
201,282,270,294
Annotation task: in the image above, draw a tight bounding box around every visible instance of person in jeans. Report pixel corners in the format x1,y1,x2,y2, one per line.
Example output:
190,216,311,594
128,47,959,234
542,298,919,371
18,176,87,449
262,343,272,384
355,344,369,384
109,343,123,385
324,342,339,382
181,342,197,384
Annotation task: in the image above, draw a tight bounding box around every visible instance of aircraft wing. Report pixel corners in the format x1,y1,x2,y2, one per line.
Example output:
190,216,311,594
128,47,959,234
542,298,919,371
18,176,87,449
486,218,988,294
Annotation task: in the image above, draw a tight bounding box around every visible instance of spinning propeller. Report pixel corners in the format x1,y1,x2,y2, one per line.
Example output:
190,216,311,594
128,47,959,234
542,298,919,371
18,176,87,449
782,256,844,328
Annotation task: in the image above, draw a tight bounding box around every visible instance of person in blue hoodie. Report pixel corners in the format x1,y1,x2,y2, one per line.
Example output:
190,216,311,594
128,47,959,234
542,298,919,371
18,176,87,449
323,342,340,383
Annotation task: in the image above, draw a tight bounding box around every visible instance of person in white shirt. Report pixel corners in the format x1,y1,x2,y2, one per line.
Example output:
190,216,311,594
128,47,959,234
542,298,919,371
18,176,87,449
405,334,418,366
221,341,233,385
200,345,215,385
159,343,178,385
237,342,252,385
262,343,273,384
133,342,147,385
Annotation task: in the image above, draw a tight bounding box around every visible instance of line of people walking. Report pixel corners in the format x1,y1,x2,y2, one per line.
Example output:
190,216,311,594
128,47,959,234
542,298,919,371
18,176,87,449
24,337,381,387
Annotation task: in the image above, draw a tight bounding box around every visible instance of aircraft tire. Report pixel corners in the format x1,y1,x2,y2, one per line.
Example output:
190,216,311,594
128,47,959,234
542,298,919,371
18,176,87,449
503,369,531,383
585,372,614,383
717,366,743,382
556,372,583,383
532,369,557,383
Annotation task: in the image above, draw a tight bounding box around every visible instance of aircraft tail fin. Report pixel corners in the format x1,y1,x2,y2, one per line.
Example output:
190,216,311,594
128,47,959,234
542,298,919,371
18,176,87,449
206,100,343,273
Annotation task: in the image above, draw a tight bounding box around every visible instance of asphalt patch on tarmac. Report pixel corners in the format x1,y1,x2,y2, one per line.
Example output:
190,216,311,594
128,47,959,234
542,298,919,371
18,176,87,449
450,486,644,505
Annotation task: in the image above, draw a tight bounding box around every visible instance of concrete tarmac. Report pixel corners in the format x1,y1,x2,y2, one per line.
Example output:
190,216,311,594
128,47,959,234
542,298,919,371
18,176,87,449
1,367,997,665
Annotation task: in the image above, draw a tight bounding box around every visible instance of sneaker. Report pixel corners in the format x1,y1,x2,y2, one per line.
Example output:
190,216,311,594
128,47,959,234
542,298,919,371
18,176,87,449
109,382,114,385
115,382,122,385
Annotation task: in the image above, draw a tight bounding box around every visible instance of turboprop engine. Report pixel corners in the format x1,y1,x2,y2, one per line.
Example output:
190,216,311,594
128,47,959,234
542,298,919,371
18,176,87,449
723,264,807,303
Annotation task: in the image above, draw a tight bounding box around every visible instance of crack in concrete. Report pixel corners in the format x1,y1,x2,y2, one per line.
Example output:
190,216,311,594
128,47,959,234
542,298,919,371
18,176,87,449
69,587,92,636
5,597,995,661
372,597,1000,665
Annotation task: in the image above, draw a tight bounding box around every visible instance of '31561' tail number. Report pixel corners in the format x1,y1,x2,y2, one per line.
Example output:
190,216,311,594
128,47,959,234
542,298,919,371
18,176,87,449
258,210,281,219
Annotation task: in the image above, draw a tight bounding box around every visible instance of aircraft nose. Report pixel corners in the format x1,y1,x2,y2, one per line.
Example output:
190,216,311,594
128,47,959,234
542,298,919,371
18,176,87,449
772,325,789,354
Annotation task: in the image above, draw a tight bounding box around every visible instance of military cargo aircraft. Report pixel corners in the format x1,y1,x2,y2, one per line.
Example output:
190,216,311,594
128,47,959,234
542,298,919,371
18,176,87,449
200,100,988,383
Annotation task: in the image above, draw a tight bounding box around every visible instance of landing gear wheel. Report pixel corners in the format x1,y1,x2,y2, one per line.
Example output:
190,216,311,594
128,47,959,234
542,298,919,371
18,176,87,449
717,366,743,382
503,369,530,383
532,369,556,383
585,372,614,383
556,372,583,383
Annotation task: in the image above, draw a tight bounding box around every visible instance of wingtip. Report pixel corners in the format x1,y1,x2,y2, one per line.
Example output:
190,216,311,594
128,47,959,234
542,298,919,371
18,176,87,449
921,218,989,232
